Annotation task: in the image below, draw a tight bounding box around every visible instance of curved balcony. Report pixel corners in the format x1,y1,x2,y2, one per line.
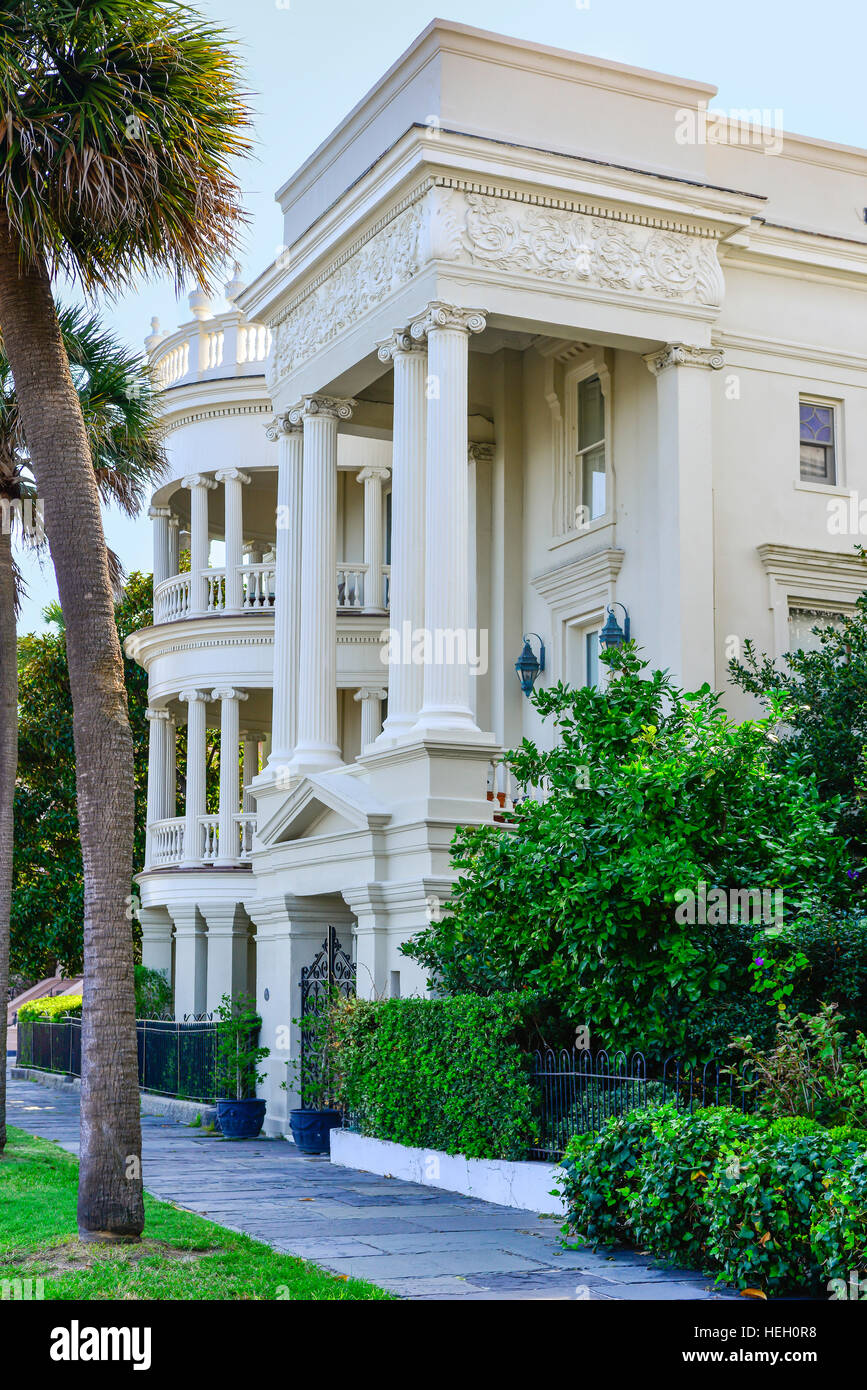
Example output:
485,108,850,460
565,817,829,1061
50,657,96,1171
153,562,389,624
149,812,257,869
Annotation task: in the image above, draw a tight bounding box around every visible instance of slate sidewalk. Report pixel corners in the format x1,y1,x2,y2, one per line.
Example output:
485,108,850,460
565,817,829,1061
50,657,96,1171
7,1076,738,1301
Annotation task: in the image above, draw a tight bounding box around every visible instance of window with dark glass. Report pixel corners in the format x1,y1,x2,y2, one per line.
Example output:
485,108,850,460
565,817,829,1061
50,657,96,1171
578,375,606,520
799,400,837,484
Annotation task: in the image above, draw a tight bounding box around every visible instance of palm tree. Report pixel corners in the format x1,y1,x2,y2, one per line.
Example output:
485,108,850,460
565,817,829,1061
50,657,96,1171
0,306,167,1158
0,1,250,1238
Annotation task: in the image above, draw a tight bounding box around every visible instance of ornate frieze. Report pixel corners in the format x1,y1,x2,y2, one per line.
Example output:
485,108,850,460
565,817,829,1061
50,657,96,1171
269,180,725,387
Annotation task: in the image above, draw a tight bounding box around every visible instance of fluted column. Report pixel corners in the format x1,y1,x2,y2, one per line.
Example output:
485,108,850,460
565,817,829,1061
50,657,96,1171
288,394,353,776
264,417,303,776
375,330,427,743
144,708,171,868
354,686,387,751
644,343,724,689
167,513,180,577
410,302,486,737
357,464,390,613
213,687,247,864
181,474,217,614
179,689,209,865
216,468,251,612
165,714,176,819
242,735,260,811
148,506,172,589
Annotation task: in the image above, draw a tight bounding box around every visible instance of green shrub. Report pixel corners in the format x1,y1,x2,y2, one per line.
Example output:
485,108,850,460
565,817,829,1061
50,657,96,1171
628,1106,760,1267
732,1003,867,1129
18,994,82,1020
134,964,172,1019
559,1106,662,1247
705,1127,860,1295
811,1151,867,1288
330,993,538,1160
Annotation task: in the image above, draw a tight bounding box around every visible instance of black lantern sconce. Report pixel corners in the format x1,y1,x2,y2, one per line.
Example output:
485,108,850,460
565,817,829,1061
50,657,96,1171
598,603,631,651
515,633,546,697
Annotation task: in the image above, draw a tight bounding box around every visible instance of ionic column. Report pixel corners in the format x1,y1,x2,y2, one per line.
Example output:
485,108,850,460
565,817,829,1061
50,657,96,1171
644,343,724,689
242,735,260,812
216,468,251,612
410,302,486,737
357,464,390,613
144,707,171,868
468,443,495,725
288,395,353,775
165,714,176,820
167,513,180,577
213,687,247,864
179,689,209,865
354,686,387,751
181,474,217,614
264,417,303,776
375,330,427,743
148,506,172,589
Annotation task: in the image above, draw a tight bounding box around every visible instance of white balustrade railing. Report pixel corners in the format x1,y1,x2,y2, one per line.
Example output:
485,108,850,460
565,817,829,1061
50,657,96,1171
206,569,226,612
200,815,220,863
199,328,224,372
241,562,276,609
154,339,190,388
337,563,367,610
152,562,392,624
148,817,185,866
237,323,271,364
154,573,191,623
149,310,271,389
235,813,257,861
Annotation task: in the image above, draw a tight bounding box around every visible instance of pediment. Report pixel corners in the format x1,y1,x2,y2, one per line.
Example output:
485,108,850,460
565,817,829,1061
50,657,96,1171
257,769,391,846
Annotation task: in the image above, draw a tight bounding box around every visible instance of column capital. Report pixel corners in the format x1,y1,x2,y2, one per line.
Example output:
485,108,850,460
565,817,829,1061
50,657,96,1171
148,505,173,520
145,707,171,722
211,686,249,703
178,687,210,704
643,343,726,376
467,442,496,465
354,686,388,703
180,473,218,490
287,394,354,426
265,413,303,442
356,464,391,485
376,328,426,362
409,301,487,342
215,467,252,486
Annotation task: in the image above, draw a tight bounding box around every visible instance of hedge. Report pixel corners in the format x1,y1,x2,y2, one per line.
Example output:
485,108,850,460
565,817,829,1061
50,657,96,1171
559,1105,867,1296
18,995,82,1021
330,993,539,1160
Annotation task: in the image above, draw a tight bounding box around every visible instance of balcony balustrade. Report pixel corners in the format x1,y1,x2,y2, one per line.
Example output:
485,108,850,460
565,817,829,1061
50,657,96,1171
153,563,389,624
147,812,257,868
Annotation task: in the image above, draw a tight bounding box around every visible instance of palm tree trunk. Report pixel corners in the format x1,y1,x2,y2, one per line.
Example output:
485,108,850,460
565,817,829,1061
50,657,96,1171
0,215,143,1239
0,523,15,1153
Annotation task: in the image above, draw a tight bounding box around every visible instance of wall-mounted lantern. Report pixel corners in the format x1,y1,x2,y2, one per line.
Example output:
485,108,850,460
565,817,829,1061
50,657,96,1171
515,633,546,697
599,604,631,651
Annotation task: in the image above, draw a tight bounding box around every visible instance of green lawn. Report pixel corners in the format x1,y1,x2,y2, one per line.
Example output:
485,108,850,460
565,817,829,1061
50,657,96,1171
0,1128,391,1300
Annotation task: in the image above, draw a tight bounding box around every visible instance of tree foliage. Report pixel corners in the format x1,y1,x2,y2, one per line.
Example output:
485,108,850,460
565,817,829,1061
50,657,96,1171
403,648,848,1060
13,572,151,977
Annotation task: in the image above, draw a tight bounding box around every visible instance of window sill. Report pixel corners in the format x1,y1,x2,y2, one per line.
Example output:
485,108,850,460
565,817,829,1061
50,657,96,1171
794,480,848,497
550,517,614,551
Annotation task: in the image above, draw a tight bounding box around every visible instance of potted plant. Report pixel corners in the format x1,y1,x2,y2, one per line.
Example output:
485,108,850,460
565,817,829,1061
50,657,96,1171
214,992,270,1139
285,996,344,1154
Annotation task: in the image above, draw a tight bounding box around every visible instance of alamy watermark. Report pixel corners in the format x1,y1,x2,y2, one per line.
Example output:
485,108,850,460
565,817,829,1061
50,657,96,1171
380,621,488,676
675,103,784,156
674,881,784,927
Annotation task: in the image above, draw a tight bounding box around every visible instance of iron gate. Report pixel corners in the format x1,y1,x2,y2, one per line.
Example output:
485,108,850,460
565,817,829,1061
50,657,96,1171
299,925,356,1105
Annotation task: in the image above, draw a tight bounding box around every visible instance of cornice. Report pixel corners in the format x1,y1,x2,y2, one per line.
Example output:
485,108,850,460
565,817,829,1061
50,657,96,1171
160,401,273,438
532,547,626,607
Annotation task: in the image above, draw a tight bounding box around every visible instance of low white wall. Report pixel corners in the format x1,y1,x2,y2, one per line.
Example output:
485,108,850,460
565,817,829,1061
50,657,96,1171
330,1129,566,1217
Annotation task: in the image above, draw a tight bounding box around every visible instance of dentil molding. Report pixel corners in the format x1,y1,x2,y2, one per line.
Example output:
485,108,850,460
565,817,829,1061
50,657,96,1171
268,179,726,387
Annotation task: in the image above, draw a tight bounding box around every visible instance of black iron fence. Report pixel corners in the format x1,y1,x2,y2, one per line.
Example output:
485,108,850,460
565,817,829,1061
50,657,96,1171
18,1016,219,1104
529,1048,755,1161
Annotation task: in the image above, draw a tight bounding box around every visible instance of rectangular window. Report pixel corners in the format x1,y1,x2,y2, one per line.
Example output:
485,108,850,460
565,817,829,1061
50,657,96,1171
578,375,606,521
799,400,837,485
787,606,846,655
585,630,600,689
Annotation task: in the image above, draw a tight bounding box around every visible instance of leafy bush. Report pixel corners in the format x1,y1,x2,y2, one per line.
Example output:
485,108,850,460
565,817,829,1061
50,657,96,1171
18,994,82,1020
732,1003,867,1129
330,993,538,1160
214,993,269,1101
706,1127,860,1296
403,648,846,1061
559,1104,867,1296
134,964,172,1019
811,1151,867,1287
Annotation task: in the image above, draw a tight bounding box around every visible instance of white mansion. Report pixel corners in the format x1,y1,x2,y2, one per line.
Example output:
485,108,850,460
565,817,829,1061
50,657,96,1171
129,20,867,1132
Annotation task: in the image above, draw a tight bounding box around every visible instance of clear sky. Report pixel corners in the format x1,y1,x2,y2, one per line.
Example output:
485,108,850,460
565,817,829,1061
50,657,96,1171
15,0,867,632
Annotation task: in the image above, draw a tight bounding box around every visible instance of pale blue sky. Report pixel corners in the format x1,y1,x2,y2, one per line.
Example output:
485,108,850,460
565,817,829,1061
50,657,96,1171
16,0,867,632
